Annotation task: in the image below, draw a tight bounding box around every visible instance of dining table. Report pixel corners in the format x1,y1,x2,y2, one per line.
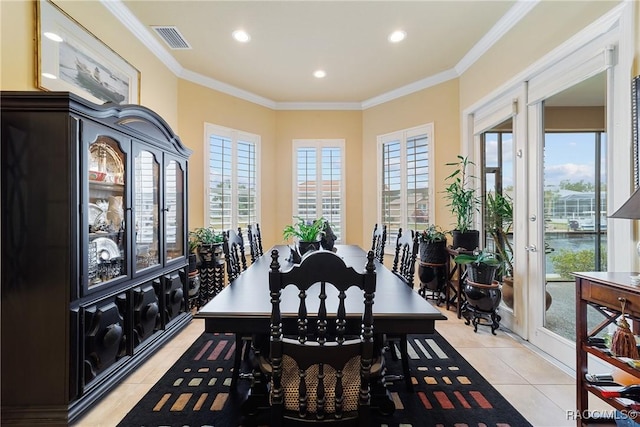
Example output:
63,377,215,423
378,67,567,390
194,244,447,416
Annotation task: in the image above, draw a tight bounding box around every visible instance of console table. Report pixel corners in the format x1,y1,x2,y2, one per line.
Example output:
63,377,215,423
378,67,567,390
575,272,640,426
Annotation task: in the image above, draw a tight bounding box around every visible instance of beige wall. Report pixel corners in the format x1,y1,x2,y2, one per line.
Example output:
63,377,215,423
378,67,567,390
177,80,278,246
459,1,622,111
362,79,460,243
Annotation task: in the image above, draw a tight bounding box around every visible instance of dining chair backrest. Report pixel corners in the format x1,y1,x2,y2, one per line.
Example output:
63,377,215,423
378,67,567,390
223,227,248,283
371,223,387,263
247,223,263,263
267,249,377,426
391,228,419,287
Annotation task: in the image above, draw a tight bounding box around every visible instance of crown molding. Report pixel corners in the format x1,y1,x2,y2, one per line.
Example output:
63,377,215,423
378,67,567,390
455,0,539,75
103,0,536,111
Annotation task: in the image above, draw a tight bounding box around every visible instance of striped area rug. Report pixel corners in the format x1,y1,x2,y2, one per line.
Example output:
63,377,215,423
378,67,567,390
118,332,531,427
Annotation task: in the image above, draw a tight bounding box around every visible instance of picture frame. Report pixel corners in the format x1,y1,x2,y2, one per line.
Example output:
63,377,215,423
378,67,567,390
36,0,140,105
633,75,639,189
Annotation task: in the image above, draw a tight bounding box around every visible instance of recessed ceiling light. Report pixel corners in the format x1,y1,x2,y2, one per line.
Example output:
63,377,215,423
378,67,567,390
42,72,57,80
232,30,250,43
388,30,406,43
44,31,63,42
313,70,326,79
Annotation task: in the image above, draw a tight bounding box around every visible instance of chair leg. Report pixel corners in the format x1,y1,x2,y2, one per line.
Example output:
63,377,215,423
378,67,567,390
400,335,413,391
232,334,243,388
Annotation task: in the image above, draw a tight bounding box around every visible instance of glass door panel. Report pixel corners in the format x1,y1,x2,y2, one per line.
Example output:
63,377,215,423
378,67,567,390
87,136,126,288
543,131,607,340
165,160,185,261
134,150,160,272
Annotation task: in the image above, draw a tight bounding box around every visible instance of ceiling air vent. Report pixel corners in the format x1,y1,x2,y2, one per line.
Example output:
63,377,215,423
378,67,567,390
151,26,192,50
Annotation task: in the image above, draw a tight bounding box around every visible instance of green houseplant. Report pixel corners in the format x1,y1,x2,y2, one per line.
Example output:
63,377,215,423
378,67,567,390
454,248,501,285
189,227,224,263
282,216,326,255
418,224,449,264
444,155,481,250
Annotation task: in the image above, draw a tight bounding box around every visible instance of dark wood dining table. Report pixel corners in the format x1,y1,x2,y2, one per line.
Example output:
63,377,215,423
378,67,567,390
194,244,447,416
195,244,447,335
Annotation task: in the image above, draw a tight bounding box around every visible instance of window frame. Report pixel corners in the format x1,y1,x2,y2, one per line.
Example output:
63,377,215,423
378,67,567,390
203,123,261,231
292,139,346,243
376,123,434,246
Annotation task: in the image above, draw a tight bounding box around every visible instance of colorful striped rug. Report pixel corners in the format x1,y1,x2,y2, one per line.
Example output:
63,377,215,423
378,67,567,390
118,332,531,427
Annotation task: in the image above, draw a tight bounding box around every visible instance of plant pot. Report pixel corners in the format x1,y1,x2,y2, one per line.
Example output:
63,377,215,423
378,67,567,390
418,262,447,291
466,263,498,284
464,280,502,312
197,243,224,266
502,276,514,308
298,240,321,256
419,240,447,264
451,230,479,251
501,276,553,311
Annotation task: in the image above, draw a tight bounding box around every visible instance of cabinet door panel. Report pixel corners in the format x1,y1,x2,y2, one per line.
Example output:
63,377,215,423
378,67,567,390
82,294,128,389
86,133,128,291
134,149,161,273
132,281,161,349
165,159,185,263
159,270,186,326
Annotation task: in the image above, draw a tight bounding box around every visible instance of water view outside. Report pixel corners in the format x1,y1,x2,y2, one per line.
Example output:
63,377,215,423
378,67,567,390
543,132,607,341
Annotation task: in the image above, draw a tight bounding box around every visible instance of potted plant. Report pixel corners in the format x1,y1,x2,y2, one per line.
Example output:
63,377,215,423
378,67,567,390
443,155,480,250
455,248,502,316
485,192,515,307
282,216,326,256
417,224,449,293
454,248,501,284
418,224,449,264
189,227,224,264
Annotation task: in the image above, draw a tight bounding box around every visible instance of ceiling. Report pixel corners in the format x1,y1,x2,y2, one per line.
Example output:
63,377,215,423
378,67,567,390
102,0,604,109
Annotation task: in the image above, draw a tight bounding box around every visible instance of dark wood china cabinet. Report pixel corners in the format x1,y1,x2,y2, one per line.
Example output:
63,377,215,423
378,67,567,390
1,91,191,425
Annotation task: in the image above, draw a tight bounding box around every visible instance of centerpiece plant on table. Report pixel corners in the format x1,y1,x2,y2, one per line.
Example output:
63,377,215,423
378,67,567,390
282,216,326,256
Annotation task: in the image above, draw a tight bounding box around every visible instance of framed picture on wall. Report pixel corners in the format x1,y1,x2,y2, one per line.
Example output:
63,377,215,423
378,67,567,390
633,75,639,189
36,0,140,105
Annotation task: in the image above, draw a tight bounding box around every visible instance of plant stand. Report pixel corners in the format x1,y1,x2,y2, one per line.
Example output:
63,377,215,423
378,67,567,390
461,280,502,335
418,262,447,302
462,302,502,335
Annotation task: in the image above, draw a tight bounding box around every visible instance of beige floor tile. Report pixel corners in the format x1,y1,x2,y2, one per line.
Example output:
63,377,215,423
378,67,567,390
494,384,576,427
493,347,575,385
454,347,530,385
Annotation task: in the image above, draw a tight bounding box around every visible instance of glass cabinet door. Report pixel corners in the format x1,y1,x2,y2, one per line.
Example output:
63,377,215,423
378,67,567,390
165,160,185,262
87,136,127,289
134,150,160,272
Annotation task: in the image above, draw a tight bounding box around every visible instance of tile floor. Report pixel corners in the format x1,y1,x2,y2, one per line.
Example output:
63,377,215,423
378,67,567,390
72,306,614,427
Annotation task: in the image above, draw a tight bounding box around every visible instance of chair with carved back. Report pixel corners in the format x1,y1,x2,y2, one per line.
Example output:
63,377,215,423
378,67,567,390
386,227,419,390
267,249,377,426
222,227,251,386
370,223,387,264
247,223,264,263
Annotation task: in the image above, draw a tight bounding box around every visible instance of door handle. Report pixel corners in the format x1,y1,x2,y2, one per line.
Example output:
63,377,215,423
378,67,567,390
525,245,537,252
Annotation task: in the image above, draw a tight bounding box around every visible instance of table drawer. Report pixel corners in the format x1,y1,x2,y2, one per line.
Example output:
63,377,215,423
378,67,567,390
583,280,640,318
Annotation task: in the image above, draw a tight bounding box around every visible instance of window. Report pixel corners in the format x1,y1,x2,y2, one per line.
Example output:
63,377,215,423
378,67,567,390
293,139,345,242
205,123,260,231
378,124,433,243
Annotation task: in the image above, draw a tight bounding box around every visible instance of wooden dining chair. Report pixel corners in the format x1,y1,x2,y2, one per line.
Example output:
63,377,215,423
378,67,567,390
222,227,251,386
371,223,387,263
386,227,419,390
266,249,377,426
247,223,263,263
